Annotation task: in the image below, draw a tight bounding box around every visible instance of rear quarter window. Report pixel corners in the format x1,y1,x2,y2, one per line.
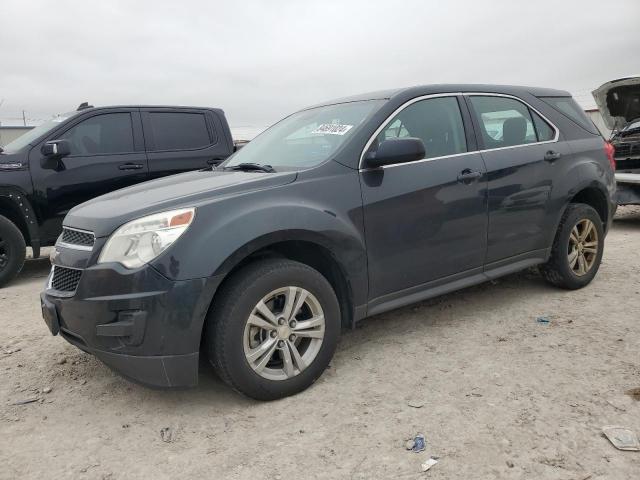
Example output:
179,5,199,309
538,97,600,135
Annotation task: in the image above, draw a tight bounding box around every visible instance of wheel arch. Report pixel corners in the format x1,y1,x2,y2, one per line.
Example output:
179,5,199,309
568,185,609,226
545,179,612,251
0,188,40,251
210,232,357,330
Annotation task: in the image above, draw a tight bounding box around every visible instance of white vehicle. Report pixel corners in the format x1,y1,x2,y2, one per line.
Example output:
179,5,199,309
593,76,640,205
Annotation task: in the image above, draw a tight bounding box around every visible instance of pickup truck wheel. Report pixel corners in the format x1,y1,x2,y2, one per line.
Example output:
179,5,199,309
205,259,340,400
540,203,604,290
0,215,26,288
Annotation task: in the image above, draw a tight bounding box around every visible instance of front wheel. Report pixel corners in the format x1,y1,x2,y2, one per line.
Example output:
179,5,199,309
540,203,604,290
0,215,26,288
205,259,341,400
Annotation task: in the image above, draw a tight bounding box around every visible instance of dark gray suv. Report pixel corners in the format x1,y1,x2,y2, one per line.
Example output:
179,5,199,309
41,84,616,400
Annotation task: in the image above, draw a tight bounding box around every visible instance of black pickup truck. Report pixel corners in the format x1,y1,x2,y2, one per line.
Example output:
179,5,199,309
0,104,235,286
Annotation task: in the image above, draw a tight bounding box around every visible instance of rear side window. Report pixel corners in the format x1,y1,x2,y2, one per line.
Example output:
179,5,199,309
148,112,212,151
532,111,555,141
61,113,134,155
539,96,599,134
373,96,467,159
469,96,538,148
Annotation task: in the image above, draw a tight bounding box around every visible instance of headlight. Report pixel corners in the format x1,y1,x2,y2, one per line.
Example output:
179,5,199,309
98,208,195,269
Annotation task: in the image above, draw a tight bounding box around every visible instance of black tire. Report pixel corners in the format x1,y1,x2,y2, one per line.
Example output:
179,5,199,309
205,258,341,400
0,215,26,288
540,203,604,290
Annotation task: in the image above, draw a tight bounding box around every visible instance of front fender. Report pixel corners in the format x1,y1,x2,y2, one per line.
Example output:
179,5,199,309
150,166,368,307
0,185,40,252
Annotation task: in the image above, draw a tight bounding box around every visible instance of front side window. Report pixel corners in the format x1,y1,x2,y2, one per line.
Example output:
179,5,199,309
225,100,384,170
371,96,467,159
148,112,212,151
60,113,134,155
469,96,540,148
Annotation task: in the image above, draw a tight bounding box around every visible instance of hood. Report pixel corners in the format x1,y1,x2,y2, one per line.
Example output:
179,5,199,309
592,76,640,130
65,169,297,237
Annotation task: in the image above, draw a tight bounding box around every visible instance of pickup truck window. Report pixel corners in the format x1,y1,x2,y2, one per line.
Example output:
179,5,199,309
61,113,134,155
148,112,212,151
225,100,383,169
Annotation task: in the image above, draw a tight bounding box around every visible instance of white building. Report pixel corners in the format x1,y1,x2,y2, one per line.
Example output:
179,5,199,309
0,126,33,147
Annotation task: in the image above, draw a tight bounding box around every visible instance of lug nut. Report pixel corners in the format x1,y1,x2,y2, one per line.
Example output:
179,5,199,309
278,317,286,325
278,340,285,348
289,334,296,342
270,331,277,338
289,320,297,328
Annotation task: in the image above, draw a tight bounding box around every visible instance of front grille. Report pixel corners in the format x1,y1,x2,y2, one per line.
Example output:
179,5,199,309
614,142,640,159
61,227,95,248
616,158,640,171
50,266,82,292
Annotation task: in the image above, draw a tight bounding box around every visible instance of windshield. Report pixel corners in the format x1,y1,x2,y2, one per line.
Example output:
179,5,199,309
224,100,384,169
1,112,77,154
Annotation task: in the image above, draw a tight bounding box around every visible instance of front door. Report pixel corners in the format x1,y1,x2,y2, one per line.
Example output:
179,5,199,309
29,110,148,242
360,95,488,303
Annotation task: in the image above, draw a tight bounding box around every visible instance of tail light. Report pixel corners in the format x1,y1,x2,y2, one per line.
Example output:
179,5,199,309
604,142,616,170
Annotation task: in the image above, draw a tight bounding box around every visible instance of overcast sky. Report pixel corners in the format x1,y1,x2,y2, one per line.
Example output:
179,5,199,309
1,0,638,131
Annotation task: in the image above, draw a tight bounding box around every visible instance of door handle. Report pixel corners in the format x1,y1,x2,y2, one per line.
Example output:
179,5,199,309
457,169,482,183
544,150,561,162
118,163,144,170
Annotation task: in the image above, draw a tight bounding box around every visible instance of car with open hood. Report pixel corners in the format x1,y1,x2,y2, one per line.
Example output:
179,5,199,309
593,76,640,204
41,84,616,400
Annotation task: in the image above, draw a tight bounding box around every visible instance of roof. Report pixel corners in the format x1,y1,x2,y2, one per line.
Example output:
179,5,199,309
309,84,571,109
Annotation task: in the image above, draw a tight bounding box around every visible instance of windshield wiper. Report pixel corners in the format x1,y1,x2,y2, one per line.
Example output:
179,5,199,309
224,163,275,173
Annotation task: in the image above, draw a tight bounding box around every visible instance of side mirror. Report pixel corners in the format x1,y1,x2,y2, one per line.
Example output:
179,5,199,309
365,137,425,168
41,139,71,158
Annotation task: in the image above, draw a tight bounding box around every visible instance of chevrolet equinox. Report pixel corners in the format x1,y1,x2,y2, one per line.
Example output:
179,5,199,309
41,85,616,400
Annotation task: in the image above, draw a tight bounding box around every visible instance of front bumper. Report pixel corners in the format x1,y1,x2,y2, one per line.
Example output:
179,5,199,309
41,259,220,388
615,172,640,205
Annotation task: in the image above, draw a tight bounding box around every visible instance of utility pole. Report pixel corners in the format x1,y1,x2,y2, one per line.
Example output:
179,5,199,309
22,110,26,126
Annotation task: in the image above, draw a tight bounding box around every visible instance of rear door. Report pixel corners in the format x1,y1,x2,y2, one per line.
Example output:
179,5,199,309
360,94,488,303
465,94,570,264
141,108,227,178
29,109,148,242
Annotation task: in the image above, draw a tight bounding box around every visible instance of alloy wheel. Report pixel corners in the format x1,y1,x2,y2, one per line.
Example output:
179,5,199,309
243,286,325,381
568,218,599,276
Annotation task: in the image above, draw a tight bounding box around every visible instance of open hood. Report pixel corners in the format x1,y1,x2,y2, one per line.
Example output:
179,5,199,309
592,76,640,130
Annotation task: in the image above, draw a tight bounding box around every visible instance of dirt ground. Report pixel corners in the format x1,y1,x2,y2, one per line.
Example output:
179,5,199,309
1,207,639,480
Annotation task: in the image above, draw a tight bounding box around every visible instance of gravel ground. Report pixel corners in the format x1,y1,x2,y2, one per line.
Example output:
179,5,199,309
1,207,639,480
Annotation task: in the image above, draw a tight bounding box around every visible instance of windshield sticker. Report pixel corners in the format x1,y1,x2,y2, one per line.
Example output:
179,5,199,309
312,124,354,135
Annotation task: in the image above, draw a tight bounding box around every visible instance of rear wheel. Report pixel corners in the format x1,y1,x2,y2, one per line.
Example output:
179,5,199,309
540,203,604,289
206,259,341,400
0,215,26,288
